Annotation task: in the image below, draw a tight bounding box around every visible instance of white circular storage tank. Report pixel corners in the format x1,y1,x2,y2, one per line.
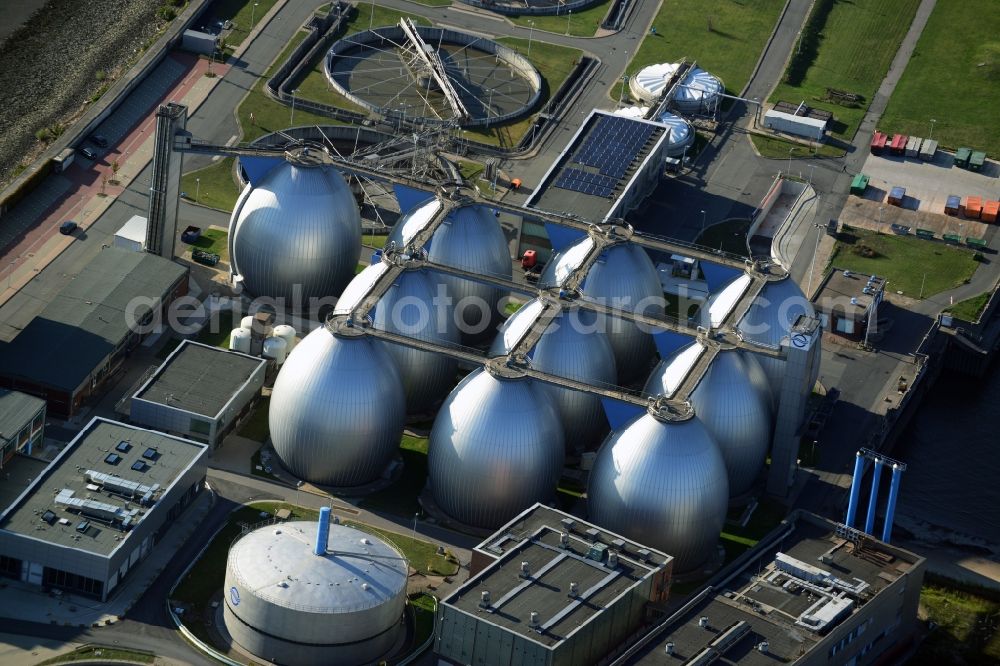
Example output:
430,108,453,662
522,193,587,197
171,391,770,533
229,328,252,354
269,326,406,486
428,367,565,529
373,269,460,414
272,324,297,352
588,410,728,572
241,315,255,330
490,300,617,452
229,154,362,307
657,111,695,157
630,63,723,114
262,336,288,365
224,520,407,666
645,346,772,497
388,203,511,344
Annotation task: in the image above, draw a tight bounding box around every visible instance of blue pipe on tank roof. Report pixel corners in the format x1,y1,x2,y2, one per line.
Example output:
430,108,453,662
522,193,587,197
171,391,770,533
845,451,865,528
315,506,331,556
881,465,903,543
864,458,883,535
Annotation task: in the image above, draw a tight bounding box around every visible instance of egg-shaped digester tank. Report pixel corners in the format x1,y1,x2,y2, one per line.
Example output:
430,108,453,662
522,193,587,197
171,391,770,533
490,300,617,452
428,366,565,529
229,153,361,306
269,325,405,486
389,202,511,343
541,239,663,383
224,520,407,666
373,269,460,413
645,347,772,497
588,411,728,572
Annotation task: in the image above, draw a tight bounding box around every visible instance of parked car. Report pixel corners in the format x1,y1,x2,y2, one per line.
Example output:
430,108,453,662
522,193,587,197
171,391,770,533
181,225,202,243
59,221,78,235
79,147,97,161
89,134,109,148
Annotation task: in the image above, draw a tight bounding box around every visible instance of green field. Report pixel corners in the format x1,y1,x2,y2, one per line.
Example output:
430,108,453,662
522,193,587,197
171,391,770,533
914,583,1000,664
946,291,992,323
880,1,1000,155
190,228,229,262
215,0,280,48
827,227,979,298
38,647,155,665
769,0,920,142
181,157,241,212
509,0,611,37
749,133,847,159
626,0,786,94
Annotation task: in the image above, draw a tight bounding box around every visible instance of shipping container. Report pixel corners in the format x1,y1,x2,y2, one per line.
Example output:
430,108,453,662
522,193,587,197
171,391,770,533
982,201,999,224
850,173,870,195
945,195,962,215
965,196,983,219
890,134,908,155
955,147,972,168
969,151,986,171
918,139,938,161
905,135,922,157
113,215,147,252
888,186,906,206
870,131,888,155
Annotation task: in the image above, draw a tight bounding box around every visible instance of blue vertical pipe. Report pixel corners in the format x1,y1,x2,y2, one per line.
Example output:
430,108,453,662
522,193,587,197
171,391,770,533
864,458,884,535
881,465,903,543
845,451,865,528
314,506,331,556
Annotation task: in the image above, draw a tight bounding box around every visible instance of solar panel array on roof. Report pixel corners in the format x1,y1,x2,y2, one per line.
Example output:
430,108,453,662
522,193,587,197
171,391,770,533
553,116,657,198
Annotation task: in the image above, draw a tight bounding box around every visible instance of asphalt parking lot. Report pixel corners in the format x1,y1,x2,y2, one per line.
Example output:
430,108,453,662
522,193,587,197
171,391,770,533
859,151,998,214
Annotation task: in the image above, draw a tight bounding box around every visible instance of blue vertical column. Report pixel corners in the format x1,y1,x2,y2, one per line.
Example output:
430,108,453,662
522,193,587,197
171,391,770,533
845,451,865,528
864,458,884,535
881,465,904,543
314,506,331,556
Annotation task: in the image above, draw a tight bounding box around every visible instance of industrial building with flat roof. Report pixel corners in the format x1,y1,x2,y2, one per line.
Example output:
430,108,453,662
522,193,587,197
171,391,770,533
0,418,207,601
0,389,46,464
813,269,885,340
0,248,188,418
130,340,267,448
614,511,925,666
436,503,672,666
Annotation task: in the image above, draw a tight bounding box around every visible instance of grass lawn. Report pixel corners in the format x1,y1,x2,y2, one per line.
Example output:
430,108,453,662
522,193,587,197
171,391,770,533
696,218,750,255
239,396,270,442
769,0,920,142
828,227,979,298
509,0,611,37
880,1,1000,155
410,593,438,644
749,133,846,159
946,291,992,323
362,232,388,249
457,159,485,182
237,30,339,143
195,309,237,349
914,583,1000,664
361,434,429,517
38,647,155,665
190,228,229,262
213,0,280,48
626,0,786,93
181,158,241,213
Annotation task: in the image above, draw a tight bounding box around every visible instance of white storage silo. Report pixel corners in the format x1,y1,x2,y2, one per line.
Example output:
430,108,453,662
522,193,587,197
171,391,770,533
229,328,252,354
272,324,297,352
262,336,288,365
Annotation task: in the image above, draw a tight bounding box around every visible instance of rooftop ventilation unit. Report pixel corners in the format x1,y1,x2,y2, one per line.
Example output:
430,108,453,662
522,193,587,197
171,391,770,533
56,489,140,528
585,527,600,541
529,611,540,629
665,642,675,655
568,582,579,598
607,550,619,568
480,590,491,608
519,561,531,579
698,616,709,628
559,532,570,548
84,470,159,504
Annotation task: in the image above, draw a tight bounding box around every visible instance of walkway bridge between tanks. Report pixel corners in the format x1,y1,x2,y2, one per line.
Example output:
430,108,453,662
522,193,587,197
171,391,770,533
175,136,789,407
648,59,694,121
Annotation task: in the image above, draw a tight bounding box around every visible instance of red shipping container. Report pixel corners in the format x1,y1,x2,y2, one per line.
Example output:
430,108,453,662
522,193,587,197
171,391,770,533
870,131,888,155
965,196,983,219
890,134,908,155
982,200,999,224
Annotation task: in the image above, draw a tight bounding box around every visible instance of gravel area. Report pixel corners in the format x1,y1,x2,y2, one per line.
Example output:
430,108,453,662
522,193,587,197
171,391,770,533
0,0,165,187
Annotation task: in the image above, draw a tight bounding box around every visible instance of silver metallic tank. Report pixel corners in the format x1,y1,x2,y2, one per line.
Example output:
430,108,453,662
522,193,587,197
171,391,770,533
229,157,361,306
541,239,664,383
373,269,459,413
389,203,511,343
490,300,617,452
588,412,729,572
428,367,565,529
224,520,406,666
269,325,405,486
645,347,772,497
737,277,820,407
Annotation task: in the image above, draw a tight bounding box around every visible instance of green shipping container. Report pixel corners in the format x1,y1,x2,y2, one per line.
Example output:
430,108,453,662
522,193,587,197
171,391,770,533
850,173,869,195
955,147,972,168
969,151,986,171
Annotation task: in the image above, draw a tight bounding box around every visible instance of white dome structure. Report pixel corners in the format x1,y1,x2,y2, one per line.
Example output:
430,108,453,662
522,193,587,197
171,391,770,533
645,346,772,497
657,111,695,156
630,63,723,114
224,517,407,666
588,411,728,572
428,367,565,529
229,155,361,306
612,105,650,119
269,325,405,487
490,300,617,452
389,202,511,343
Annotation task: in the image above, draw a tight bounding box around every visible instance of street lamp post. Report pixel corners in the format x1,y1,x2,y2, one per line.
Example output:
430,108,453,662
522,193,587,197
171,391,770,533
807,163,816,186
878,206,884,234
929,118,936,141
195,177,200,201
566,9,572,35
412,512,419,541
289,89,298,125
787,147,798,176
528,20,535,55
618,75,628,107
251,1,259,29
295,480,303,508
700,209,706,238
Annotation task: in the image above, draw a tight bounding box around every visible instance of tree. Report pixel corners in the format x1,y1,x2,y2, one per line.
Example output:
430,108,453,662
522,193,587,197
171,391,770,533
100,174,108,196
111,160,120,184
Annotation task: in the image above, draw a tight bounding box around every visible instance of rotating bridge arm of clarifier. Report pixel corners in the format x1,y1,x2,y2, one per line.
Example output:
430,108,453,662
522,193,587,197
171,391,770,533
398,18,469,121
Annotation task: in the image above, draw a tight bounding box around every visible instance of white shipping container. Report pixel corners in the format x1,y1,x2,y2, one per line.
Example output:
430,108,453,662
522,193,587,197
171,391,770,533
114,215,147,252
